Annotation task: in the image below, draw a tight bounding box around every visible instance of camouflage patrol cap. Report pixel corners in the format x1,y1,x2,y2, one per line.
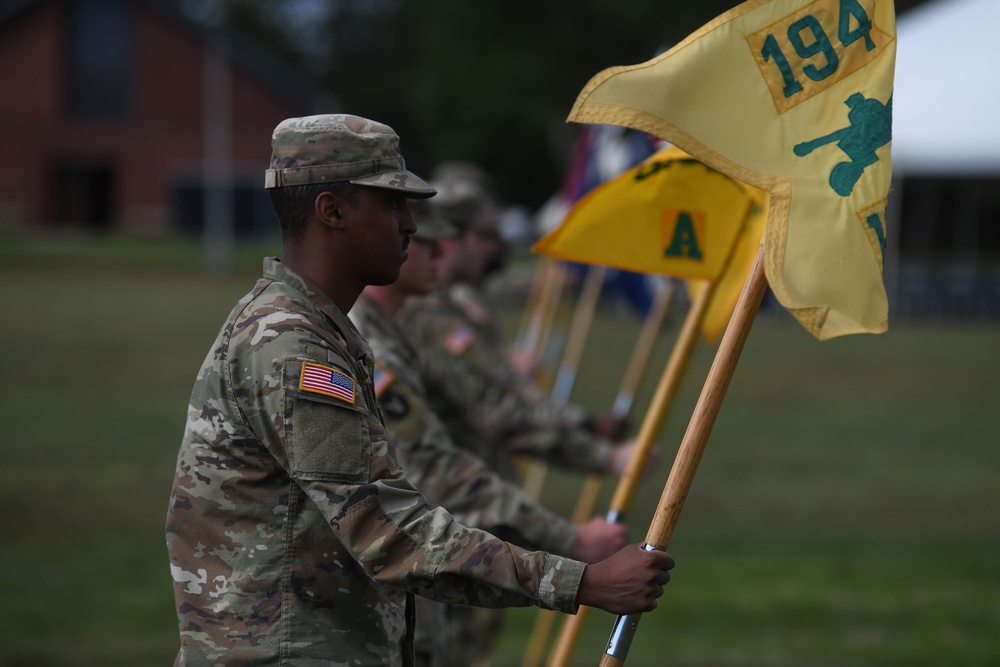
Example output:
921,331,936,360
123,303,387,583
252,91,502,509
410,199,456,241
265,114,436,198
429,161,501,233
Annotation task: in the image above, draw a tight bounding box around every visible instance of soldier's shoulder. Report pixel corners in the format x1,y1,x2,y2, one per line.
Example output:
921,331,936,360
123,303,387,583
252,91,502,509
398,293,454,331
229,282,350,364
448,284,494,327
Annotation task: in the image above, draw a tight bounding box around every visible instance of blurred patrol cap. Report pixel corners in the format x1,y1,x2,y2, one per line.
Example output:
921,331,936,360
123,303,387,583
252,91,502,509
265,114,436,199
410,199,456,241
429,161,502,233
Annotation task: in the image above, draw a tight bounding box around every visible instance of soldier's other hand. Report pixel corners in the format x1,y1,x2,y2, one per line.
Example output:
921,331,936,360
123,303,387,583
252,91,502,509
608,439,660,476
506,347,539,379
571,517,627,563
576,544,675,615
592,411,628,440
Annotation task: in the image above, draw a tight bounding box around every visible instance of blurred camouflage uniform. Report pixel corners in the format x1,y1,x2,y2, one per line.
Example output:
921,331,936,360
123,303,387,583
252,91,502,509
165,115,586,667
396,165,617,665
398,169,615,480
350,288,580,666
400,286,615,479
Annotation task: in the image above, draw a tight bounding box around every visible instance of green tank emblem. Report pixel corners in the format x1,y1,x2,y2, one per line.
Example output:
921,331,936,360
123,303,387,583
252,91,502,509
794,92,892,197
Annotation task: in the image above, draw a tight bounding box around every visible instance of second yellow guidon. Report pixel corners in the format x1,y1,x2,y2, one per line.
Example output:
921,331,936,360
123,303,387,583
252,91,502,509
533,146,760,281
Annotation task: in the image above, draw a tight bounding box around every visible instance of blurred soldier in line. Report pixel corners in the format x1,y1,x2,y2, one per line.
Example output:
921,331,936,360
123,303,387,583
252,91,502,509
350,202,627,666
165,114,675,667
426,162,537,378
400,163,634,480
398,164,644,663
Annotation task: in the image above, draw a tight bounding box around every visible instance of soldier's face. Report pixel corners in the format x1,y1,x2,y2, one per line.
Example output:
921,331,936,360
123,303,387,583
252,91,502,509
396,238,441,296
464,229,500,284
439,231,487,284
479,230,507,279
348,187,418,286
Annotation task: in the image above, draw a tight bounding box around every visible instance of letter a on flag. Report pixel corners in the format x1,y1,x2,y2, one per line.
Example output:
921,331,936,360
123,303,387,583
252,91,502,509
568,0,896,340
534,145,765,282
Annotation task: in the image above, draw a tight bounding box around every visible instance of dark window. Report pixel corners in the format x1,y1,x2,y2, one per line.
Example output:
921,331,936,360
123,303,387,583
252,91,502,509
172,181,280,239
66,0,134,121
896,176,1000,318
51,161,115,230
899,176,1000,259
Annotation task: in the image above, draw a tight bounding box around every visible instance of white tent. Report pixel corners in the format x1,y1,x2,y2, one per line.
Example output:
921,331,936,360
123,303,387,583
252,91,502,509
893,0,1000,175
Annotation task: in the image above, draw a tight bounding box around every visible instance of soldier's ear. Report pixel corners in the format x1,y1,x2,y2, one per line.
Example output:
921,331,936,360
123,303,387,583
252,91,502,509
315,191,347,230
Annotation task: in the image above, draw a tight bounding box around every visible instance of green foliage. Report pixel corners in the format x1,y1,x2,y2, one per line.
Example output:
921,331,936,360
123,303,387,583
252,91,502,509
213,0,935,209
0,238,996,666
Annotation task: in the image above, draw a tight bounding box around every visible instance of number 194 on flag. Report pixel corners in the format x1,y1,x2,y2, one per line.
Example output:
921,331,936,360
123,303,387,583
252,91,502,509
747,0,891,113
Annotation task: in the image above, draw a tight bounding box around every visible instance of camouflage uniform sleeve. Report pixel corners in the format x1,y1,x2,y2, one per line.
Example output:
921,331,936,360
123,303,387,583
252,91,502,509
409,309,614,474
489,382,616,474
238,336,585,613
379,377,578,557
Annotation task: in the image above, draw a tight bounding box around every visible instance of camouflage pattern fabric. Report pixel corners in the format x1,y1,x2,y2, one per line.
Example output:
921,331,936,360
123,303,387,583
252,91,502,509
165,258,585,667
398,286,614,480
350,295,580,665
265,114,436,198
448,282,502,344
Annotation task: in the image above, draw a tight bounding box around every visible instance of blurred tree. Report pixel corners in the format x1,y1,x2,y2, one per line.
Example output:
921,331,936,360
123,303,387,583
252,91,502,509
195,0,932,209
320,0,749,206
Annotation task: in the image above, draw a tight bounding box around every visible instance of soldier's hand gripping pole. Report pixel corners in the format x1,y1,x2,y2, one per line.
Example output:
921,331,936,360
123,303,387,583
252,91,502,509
598,244,767,667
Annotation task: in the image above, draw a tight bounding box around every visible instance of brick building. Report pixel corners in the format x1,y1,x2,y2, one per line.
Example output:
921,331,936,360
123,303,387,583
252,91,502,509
0,0,323,235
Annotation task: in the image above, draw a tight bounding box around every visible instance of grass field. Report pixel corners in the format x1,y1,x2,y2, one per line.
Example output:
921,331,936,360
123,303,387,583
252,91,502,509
0,234,997,666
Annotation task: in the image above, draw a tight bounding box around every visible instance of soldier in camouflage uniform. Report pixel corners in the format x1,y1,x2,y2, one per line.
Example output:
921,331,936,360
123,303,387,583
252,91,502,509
350,204,628,665
397,166,641,664
399,172,633,482
165,114,674,667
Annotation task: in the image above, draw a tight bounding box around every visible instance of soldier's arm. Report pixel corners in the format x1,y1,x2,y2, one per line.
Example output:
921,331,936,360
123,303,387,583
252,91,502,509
238,340,583,612
379,376,578,556
407,308,615,474
481,381,617,474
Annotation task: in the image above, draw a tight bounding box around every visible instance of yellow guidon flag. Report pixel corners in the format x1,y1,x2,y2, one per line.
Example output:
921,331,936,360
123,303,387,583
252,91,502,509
565,0,895,340
688,184,770,342
534,144,769,341
534,145,764,282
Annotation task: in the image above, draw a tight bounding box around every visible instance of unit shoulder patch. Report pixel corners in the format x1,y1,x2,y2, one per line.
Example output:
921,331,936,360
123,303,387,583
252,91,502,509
379,387,410,420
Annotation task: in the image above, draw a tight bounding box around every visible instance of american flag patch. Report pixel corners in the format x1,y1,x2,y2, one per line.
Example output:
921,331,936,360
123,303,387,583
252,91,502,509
461,299,491,325
444,325,476,356
373,363,395,399
299,361,356,404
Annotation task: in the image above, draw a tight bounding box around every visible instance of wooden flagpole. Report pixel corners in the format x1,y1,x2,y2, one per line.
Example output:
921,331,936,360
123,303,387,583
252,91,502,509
568,278,678,541
551,265,609,405
546,277,713,667
597,244,767,667
533,261,568,365
522,268,665,667
522,262,601,500
516,257,554,353
520,259,569,497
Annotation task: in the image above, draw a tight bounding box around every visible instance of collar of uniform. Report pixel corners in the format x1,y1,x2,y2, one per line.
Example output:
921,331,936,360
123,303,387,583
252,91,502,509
354,295,421,371
262,257,373,364
437,283,468,320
